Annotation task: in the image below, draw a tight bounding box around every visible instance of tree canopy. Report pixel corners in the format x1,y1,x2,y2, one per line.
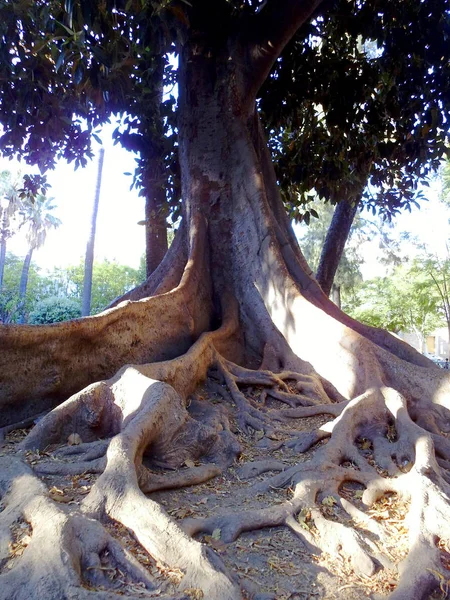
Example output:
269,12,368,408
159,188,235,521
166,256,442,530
2,0,448,223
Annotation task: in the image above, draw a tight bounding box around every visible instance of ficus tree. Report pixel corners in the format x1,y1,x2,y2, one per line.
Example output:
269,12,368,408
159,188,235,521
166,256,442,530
1,2,450,600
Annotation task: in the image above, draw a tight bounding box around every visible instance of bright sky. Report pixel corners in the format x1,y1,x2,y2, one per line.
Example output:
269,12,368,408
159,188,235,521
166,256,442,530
360,176,447,279
3,123,145,272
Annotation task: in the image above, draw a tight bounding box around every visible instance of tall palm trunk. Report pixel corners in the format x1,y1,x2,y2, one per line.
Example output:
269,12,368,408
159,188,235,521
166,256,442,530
17,247,33,322
0,237,6,289
82,148,105,316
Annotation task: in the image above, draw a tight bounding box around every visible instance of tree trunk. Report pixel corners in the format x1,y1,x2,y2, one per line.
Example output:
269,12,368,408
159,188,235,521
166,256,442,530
0,18,449,600
331,283,341,308
144,177,168,277
17,247,33,323
316,195,361,296
82,147,105,316
144,59,169,277
19,248,33,300
0,236,6,289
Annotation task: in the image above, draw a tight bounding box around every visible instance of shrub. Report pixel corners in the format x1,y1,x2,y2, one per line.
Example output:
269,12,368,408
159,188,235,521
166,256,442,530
28,296,81,324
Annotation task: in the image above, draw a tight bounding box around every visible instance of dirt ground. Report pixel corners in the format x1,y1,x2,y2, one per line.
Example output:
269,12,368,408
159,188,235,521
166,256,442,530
0,381,447,600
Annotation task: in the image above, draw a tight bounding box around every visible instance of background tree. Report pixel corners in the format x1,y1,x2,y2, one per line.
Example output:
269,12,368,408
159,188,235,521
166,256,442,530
0,252,44,323
17,194,61,320
82,147,104,316
0,170,22,288
350,265,443,353
48,258,143,315
297,201,365,307
414,253,450,358
29,296,81,324
440,159,450,207
1,3,450,600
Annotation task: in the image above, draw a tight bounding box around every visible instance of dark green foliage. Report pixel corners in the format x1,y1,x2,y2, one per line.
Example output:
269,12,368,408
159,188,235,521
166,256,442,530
1,0,448,229
0,253,144,322
261,0,450,222
43,259,143,315
28,296,81,324
0,253,46,323
348,261,443,346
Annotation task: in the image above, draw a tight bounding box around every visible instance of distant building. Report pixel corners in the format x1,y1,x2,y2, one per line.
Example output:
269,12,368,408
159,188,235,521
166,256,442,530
398,327,449,359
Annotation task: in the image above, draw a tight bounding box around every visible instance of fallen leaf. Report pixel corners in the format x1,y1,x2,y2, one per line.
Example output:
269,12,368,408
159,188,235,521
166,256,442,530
322,495,337,507
68,433,82,446
204,535,227,552
212,528,221,540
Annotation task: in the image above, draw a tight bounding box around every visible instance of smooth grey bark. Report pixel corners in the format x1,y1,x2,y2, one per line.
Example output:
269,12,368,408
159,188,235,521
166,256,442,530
331,284,341,308
145,181,168,277
316,196,361,297
82,148,105,316
144,59,168,278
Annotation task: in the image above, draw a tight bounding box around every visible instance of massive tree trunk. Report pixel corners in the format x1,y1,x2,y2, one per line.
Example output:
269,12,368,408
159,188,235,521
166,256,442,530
144,59,169,278
1,9,450,600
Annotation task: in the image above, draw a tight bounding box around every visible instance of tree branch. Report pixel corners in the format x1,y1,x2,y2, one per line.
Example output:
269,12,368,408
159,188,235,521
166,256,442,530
241,0,324,105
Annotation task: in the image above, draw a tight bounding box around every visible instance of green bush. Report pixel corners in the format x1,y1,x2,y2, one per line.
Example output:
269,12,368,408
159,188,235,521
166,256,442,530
28,296,81,324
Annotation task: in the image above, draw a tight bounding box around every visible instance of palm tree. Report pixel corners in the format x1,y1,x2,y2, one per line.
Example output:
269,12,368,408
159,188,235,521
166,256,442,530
0,170,22,288
18,195,61,320
82,148,105,316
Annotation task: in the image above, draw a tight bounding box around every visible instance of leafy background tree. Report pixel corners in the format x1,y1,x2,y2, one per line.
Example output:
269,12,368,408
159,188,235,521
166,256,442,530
29,296,81,324
350,263,443,353
18,194,61,319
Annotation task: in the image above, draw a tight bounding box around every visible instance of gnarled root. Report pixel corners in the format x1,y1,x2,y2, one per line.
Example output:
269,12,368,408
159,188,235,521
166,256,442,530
3,300,245,600
183,385,450,599
0,457,188,600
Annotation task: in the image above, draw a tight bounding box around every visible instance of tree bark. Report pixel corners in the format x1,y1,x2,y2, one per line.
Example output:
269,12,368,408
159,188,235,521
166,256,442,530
316,196,361,297
144,59,169,277
19,248,33,301
82,147,105,316
331,283,341,308
144,176,168,277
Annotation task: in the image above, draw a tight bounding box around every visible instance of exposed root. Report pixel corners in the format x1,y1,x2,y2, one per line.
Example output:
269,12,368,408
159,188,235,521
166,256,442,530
182,385,450,599
0,457,187,600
